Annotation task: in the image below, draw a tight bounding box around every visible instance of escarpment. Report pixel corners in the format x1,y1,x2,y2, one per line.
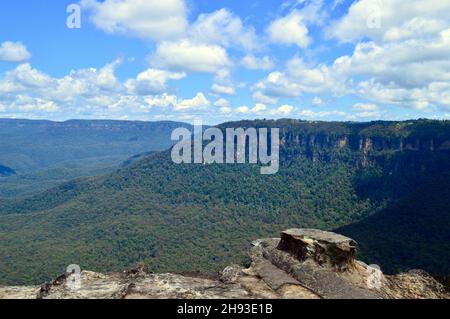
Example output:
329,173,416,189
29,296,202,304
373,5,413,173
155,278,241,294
1,229,448,300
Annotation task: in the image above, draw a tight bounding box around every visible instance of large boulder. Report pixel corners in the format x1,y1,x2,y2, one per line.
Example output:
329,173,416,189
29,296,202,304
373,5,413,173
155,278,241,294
277,229,357,271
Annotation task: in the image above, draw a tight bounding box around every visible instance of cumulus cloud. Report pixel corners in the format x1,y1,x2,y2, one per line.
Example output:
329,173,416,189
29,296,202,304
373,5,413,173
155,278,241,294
254,58,346,100
0,41,31,62
267,10,310,48
352,103,383,118
144,94,178,109
298,109,348,119
214,98,230,108
151,40,231,73
219,106,232,114
235,103,267,114
82,3,256,80
241,55,275,71
0,64,53,95
174,92,210,111
330,0,450,43
328,1,450,110
253,0,450,112
352,103,378,112
125,68,186,95
0,61,128,116
211,83,235,96
210,68,238,97
312,96,323,106
189,9,257,51
49,60,123,102
80,0,188,40
9,95,59,112
271,104,294,116
0,58,215,119
252,91,278,105
143,92,213,112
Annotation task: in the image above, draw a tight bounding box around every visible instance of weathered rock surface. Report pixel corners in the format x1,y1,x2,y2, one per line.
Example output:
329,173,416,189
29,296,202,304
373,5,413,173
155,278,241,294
0,229,448,299
277,229,357,271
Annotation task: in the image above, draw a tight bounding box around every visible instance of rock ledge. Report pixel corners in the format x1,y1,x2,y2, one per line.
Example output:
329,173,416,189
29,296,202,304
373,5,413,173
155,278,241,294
0,229,448,299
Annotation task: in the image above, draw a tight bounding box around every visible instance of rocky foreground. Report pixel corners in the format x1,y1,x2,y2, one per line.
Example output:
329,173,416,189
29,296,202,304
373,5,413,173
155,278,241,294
1,229,448,299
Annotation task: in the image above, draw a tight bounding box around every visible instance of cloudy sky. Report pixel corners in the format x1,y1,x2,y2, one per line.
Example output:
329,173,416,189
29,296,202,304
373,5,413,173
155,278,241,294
0,0,449,124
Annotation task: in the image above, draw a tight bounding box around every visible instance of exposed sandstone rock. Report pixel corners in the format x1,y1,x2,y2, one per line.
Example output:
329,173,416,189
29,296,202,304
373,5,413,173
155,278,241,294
0,229,448,300
277,229,357,271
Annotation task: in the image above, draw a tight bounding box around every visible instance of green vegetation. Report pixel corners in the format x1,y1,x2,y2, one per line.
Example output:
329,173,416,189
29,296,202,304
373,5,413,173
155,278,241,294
0,119,449,285
0,119,191,197
339,171,450,276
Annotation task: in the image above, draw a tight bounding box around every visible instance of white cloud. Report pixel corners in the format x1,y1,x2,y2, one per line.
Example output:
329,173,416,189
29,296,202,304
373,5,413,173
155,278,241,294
219,106,232,114
330,0,450,43
252,91,278,105
252,103,267,113
214,98,230,108
312,96,323,106
383,17,447,42
236,106,250,114
0,61,128,116
50,60,122,102
352,103,383,118
241,55,275,70
211,83,235,96
333,31,450,89
298,109,348,119
0,41,31,62
125,68,186,95
9,95,59,112
331,26,450,109
174,92,210,111
144,92,211,112
189,9,257,51
271,104,294,116
0,64,53,94
256,1,450,111
282,0,329,26
144,94,178,109
151,40,231,73
211,68,237,96
80,0,188,40
254,58,345,99
267,10,310,48
356,79,450,110
352,103,379,112
235,103,267,114
0,60,218,119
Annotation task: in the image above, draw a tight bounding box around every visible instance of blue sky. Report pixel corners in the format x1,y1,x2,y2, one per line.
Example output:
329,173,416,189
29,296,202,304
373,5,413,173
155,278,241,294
0,0,449,124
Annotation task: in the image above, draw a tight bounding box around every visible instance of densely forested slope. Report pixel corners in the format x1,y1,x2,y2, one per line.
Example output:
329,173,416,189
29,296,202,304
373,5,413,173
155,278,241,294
338,172,450,276
0,119,191,197
0,119,449,285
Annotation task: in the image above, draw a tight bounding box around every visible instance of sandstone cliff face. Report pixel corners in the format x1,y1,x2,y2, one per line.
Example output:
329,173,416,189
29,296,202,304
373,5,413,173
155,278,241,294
282,132,450,153
0,229,448,300
279,131,450,172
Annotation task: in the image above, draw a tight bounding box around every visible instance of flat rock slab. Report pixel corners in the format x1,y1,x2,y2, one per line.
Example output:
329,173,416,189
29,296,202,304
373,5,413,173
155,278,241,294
262,238,379,299
252,255,302,290
281,229,357,246
278,229,357,271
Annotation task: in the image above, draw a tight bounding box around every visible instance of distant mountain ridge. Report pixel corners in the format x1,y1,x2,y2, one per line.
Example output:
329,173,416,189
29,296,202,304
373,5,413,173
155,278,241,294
0,119,449,285
0,118,192,172
0,119,192,197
